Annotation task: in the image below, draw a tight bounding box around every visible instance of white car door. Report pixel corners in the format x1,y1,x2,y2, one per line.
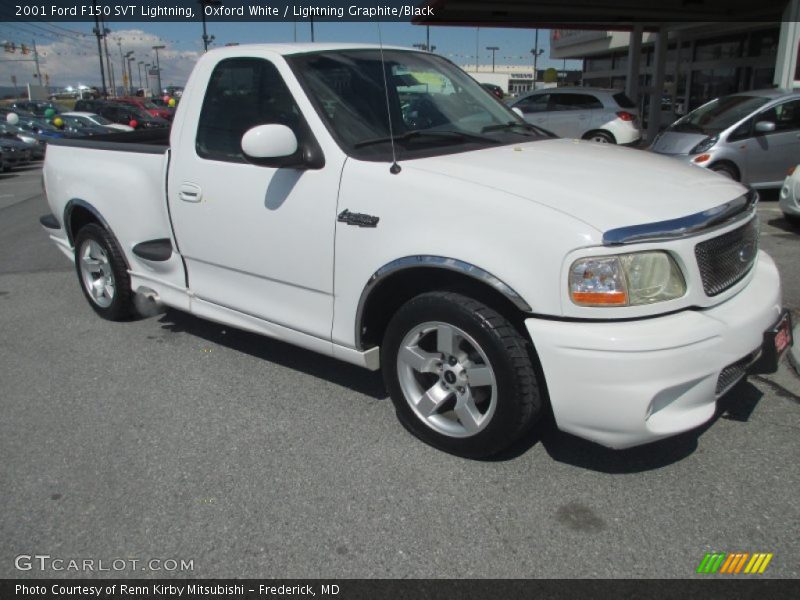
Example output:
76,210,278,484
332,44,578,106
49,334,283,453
167,56,342,341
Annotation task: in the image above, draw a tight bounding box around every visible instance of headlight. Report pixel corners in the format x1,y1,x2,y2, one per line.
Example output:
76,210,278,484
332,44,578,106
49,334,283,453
569,251,686,307
690,135,718,154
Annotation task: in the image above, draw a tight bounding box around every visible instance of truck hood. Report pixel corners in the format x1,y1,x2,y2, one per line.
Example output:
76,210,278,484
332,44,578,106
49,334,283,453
649,130,710,155
405,138,745,233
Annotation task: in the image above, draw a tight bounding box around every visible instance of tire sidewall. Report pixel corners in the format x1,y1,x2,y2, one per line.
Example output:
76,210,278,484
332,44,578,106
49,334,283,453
382,293,532,458
74,223,131,321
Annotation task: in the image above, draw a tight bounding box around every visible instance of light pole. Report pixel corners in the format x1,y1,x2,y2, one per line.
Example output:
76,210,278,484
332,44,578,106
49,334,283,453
137,61,144,89
152,45,165,95
144,63,151,95
531,28,544,90
486,46,499,72
199,1,220,52
124,51,134,95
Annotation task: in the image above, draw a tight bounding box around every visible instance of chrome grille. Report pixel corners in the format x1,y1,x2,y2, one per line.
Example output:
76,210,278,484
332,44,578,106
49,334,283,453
695,218,758,297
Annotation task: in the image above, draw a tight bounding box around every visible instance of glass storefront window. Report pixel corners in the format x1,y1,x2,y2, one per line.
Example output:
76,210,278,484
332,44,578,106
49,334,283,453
747,28,780,58
694,35,744,61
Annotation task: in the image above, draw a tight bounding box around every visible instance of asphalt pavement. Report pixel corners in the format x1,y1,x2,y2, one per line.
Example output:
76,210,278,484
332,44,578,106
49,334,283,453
1,164,798,579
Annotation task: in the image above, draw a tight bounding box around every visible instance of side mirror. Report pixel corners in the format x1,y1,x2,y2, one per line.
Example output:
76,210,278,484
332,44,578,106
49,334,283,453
512,107,524,118
755,120,776,134
241,124,298,159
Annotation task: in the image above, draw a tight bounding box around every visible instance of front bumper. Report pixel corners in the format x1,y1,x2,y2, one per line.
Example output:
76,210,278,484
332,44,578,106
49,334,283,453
779,176,800,217
526,251,784,449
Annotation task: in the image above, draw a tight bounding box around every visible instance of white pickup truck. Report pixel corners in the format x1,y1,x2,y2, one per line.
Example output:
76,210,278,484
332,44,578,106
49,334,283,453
40,43,792,458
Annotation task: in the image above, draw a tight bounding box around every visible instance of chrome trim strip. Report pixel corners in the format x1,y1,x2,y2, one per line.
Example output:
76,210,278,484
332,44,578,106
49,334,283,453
354,256,532,350
602,189,758,246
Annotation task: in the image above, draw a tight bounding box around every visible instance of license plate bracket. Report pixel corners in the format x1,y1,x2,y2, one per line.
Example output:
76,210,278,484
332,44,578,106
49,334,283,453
749,310,793,374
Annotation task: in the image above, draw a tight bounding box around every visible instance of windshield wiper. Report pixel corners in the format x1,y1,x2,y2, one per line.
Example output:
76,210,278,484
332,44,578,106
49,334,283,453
354,129,499,149
481,121,548,136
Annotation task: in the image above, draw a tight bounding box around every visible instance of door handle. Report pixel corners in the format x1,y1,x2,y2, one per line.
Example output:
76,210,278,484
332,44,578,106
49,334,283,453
179,182,202,203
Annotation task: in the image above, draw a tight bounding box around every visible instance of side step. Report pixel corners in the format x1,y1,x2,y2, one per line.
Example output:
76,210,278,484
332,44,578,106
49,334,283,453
39,214,61,230
132,238,173,261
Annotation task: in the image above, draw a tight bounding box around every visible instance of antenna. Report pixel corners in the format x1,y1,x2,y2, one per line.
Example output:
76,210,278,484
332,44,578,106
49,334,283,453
377,21,401,174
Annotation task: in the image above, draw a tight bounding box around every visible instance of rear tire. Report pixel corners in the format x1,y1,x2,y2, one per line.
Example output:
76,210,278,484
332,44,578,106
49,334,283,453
74,223,133,321
584,130,615,144
381,291,543,459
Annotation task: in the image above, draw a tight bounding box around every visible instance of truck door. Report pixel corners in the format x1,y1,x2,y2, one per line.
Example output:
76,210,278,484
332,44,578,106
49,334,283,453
167,56,341,341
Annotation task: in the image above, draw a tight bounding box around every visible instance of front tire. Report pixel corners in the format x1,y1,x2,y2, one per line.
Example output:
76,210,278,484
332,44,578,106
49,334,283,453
709,162,738,180
381,292,543,458
74,223,133,321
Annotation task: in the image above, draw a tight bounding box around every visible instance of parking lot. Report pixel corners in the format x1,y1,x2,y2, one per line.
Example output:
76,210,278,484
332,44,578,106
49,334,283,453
1,163,798,579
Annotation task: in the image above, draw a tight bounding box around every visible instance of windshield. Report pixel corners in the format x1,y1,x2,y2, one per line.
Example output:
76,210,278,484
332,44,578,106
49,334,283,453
88,114,113,125
287,49,550,160
670,95,770,134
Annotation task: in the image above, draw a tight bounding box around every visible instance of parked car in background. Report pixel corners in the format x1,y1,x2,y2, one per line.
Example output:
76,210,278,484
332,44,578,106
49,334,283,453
780,165,800,226
649,89,800,188
0,123,47,159
481,83,505,100
0,136,33,168
508,87,641,144
74,100,170,129
14,116,71,140
163,85,184,98
11,101,61,117
61,112,135,133
112,97,173,121
57,117,113,137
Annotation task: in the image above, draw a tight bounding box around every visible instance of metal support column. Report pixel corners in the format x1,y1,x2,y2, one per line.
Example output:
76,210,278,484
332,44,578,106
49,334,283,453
774,0,800,89
647,27,668,143
625,24,643,107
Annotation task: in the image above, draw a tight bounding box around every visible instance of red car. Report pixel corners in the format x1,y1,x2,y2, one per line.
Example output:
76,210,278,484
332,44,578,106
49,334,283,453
111,97,173,121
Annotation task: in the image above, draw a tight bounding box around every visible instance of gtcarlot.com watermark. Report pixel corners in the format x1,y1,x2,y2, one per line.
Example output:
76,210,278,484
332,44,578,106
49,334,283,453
15,554,194,573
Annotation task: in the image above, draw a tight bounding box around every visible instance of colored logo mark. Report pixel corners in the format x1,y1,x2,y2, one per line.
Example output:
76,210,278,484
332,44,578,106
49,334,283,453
696,552,773,574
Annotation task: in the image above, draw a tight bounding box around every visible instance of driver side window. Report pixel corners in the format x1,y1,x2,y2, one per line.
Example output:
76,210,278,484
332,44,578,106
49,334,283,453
515,94,549,114
196,58,301,163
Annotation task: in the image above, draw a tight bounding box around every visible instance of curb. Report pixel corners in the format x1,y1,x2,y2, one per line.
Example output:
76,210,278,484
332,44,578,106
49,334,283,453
790,324,800,376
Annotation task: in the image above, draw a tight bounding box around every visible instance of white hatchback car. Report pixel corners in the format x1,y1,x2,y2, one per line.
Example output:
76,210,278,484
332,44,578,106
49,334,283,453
779,165,800,226
509,87,641,145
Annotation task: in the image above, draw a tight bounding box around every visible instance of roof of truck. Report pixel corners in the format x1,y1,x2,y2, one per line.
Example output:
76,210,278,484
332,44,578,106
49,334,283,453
206,43,413,56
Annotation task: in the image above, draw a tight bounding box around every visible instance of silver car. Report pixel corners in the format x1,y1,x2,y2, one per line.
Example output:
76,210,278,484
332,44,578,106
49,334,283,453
650,89,800,188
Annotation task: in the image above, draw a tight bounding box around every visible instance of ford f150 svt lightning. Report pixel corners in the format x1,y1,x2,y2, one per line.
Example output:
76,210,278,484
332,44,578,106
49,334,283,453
40,44,793,458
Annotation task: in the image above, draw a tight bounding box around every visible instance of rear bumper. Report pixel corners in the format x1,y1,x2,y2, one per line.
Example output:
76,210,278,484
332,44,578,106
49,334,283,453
525,251,783,449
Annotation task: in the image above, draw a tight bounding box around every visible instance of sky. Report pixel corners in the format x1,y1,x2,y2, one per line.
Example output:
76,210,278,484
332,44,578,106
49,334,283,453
0,20,581,89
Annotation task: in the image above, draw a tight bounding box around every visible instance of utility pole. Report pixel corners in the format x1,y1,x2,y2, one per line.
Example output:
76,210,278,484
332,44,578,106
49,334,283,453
144,63,151,95
137,61,144,89
486,46,499,72
426,26,430,52
475,27,479,71
32,40,42,83
117,39,127,95
91,1,107,96
310,16,315,42
101,16,114,96
126,53,136,94
152,45,165,95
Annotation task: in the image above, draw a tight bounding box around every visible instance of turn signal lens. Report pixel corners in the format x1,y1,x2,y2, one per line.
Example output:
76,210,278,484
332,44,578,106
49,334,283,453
694,153,711,163
569,252,686,307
